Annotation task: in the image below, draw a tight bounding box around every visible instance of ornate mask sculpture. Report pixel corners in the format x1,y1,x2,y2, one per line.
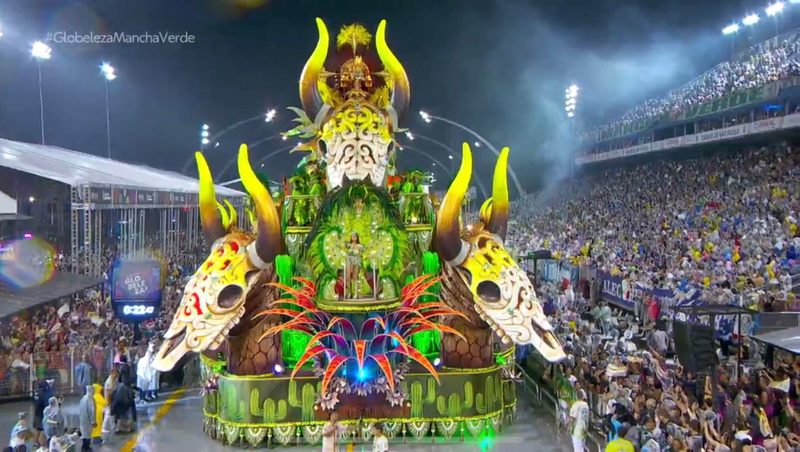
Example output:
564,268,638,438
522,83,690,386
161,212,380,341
321,101,392,188
153,144,282,372
435,143,565,363
296,18,409,190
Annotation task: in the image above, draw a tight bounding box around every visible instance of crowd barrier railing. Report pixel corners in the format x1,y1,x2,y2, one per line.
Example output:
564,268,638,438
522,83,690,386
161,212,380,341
0,347,117,400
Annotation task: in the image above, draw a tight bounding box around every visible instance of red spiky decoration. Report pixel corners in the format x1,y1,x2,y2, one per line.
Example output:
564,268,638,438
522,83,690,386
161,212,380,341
255,274,467,395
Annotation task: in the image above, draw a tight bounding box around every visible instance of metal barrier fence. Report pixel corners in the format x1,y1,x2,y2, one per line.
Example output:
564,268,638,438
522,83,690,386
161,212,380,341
0,347,116,400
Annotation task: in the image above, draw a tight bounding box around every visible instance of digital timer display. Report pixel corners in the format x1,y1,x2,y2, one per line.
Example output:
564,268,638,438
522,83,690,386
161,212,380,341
111,259,162,322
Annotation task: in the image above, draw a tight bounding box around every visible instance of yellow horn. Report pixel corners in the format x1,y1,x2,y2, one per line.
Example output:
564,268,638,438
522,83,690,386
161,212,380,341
435,142,471,264
487,147,510,240
196,152,225,242
375,20,410,116
299,18,329,120
216,202,230,230
224,199,238,229
237,144,282,268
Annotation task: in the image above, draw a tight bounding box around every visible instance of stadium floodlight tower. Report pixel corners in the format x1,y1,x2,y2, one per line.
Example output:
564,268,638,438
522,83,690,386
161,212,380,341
31,41,52,145
742,13,760,26
100,63,116,158
565,84,579,119
200,123,211,147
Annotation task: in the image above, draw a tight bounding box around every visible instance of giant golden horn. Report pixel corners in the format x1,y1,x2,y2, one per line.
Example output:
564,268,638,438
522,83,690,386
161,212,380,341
487,147,510,240
237,144,281,269
435,142,471,264
375,19,410,117
299,18,329,120
196,152,225,243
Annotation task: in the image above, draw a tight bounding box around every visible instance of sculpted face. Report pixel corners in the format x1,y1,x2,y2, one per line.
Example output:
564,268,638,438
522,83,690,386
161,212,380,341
457,227,564,362
436,143,565,363
153,233,260,372
152,145,281,372
321,102,392,189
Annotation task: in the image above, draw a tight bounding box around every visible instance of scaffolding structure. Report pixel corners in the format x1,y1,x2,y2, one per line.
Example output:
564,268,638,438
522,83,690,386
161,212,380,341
0,138,246,277
68,186,246,276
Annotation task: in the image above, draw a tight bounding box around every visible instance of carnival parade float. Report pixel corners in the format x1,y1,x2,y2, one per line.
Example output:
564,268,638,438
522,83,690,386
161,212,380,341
152,18,565,447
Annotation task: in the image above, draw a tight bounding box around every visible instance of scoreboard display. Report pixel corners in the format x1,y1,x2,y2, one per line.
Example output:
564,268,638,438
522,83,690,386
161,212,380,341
111,259,162,322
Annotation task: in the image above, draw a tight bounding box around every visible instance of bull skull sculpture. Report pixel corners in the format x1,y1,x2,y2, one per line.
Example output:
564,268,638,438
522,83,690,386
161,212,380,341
436,143,565,363
153,144,282,372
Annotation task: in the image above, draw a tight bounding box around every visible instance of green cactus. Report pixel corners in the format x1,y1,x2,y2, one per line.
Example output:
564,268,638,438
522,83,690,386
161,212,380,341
263,399,288,423
448,394,462,417
288,379,301,407
301,383,316,422
237,401,246,422
410,377,437,418
476,393,486,414
463,382,473,409
223,384,238,419
250,388,262,417
485,376,496,413
436,382,475,416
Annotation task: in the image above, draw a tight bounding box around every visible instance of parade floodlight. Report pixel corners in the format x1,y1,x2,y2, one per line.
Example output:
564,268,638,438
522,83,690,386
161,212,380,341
100,63,116,81
201,130,210,138
265,109,276,123
742,13,760,26
201,138,210,145
722,23,740,35
766,2,785,16
31,41,52,60
281,135,288,141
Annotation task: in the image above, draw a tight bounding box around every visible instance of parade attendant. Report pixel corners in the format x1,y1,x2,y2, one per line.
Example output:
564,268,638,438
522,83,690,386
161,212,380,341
78,386,96,452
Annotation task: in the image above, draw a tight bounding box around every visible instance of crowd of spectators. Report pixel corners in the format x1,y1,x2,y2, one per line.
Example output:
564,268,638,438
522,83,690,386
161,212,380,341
589,33,800,142
532,279,800,451
0,234,205,400
509,143,800,313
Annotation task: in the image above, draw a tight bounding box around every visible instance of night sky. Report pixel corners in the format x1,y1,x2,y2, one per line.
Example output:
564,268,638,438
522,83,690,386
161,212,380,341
0,0,796,196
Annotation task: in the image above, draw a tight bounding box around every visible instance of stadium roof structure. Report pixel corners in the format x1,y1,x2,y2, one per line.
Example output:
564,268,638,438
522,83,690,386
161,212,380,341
0,138,243,196
671,305,752,315
751,326,800,355
0,271,103,319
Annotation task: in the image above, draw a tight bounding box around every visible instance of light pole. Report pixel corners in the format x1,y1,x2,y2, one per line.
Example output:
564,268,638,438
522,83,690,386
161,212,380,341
217,133,283,180
398,144,454,179
31,41,52,145
765,2,785,35
218,144,296,187
565,84,579,180
181,109,278,174
401,131,488,198
722,23,740,59
418,110,525,196
100,63,116,158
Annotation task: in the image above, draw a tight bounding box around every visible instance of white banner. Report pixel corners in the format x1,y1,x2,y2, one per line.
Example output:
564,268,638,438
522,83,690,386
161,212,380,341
578,113,800,165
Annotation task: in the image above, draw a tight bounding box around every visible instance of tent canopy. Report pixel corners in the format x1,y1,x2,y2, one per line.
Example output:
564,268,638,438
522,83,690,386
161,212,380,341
0,138,243,196
0,271,103,319
752,326,800,355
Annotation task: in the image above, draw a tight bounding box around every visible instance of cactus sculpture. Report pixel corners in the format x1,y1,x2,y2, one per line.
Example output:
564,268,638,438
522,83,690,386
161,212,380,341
435,382,474,416
263,399,288,423
288,379,318,422
409,377,437,418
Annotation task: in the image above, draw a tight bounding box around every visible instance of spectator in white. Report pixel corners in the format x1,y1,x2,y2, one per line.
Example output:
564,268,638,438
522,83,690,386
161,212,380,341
321,412,348,452
569,389,590,452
